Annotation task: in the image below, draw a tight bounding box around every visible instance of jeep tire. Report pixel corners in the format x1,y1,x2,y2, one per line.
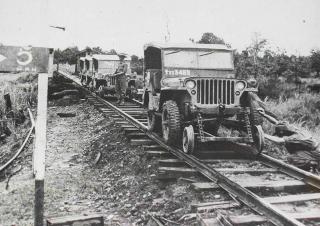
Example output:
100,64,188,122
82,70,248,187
252,125,265,154
182,125,195,154
162,100,181,145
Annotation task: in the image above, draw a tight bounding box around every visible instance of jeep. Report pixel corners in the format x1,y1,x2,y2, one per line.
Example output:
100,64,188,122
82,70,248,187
143,42,264,154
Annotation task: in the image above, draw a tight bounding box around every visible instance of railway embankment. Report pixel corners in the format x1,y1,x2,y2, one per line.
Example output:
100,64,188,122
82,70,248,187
0,77,209,225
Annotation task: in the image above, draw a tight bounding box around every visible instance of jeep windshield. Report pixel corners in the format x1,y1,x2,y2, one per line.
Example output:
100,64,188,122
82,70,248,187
163,49,233,69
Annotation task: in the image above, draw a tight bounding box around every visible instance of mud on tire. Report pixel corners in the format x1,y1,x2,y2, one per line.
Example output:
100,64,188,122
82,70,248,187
162,100,181,145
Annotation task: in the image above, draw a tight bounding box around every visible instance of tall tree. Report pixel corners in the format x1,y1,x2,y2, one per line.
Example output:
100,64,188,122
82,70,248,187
53,46,79,65
311,49,320,77
246,32,267,77
53,49,65,64
131,55,143,74
107,49,117,55
198,32,225,44
92,46,105,54
62,46,79,65
131,55,139,63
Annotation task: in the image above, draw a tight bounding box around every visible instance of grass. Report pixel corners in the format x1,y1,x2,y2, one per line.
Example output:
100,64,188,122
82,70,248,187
265,93,320,138
261,92,320,160
258,78,303,100
0,72,37,166
0,73,38,145
0,72,38,117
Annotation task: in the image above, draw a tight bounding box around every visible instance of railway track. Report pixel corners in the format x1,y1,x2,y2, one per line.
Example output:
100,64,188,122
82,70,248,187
57,70,320,226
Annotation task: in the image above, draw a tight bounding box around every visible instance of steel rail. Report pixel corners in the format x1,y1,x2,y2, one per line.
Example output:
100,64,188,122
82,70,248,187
260,153,320,189
57,70,309,226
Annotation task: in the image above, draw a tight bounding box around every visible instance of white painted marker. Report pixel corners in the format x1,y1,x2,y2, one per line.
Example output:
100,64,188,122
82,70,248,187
17,51,32,66
0,54,7,63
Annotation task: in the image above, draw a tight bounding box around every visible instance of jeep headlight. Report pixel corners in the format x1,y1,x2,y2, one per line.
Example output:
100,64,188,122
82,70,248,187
235,81,246,91
185,80,196,89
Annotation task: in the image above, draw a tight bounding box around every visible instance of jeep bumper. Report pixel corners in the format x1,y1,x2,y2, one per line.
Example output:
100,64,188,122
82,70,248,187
191,106,242,116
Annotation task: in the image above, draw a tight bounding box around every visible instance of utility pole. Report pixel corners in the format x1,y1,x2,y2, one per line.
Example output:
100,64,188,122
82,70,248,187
49,25,66,72
164,14,171,43
252,32,259,78
250,32,266,79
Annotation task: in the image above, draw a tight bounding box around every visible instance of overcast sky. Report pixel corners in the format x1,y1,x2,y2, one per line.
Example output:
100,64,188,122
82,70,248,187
0,0,319,57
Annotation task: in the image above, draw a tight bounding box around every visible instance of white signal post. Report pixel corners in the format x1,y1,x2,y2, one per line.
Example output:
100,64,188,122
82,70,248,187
34,73,48,180
34,49,53,226
34,72,47,226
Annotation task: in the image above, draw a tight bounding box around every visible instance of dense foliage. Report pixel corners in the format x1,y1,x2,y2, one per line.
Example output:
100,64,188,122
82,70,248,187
311,49,320,77
54,46,79,65
198,32,226,45
130,55,143,74
234,40,313,99
194,32,318,98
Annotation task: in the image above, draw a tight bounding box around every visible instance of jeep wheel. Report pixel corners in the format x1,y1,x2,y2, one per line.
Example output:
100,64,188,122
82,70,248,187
252,125,265,154
182,125,195,154
88,80,95,92
128,85,135,99
97,85,104,97
148,110,160,132
162,100,181,145
80,75,86,85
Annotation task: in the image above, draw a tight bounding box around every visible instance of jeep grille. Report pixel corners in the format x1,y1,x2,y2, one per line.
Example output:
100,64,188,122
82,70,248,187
196,79,235,105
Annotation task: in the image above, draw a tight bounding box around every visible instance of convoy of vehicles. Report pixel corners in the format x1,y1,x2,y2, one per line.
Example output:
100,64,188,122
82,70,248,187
77,42,264,154
91,54,131,95
78,54,143,98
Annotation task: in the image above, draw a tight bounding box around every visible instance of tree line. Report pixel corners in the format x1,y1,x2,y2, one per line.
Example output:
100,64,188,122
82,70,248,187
199,32,320,98
198,32,320,78
54,46,143,74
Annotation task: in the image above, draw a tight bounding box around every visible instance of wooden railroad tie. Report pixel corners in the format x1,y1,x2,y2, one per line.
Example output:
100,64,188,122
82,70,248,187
192,180,308,192
47,214,104,226
130,138,155,146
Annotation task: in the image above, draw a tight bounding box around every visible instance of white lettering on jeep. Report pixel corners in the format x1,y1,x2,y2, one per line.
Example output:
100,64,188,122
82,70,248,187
165,69,190,76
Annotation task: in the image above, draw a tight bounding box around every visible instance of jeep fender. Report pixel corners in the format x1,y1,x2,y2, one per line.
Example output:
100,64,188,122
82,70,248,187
159,90,191,112
143,89,192,112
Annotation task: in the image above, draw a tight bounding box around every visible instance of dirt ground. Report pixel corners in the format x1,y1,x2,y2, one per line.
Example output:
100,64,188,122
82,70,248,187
0,91,214,225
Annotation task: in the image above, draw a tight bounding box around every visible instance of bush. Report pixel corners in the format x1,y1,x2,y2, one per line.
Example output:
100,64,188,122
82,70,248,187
0,73,38,115
258,77,302,100
265,93,320,138
16,73,38,84
260,93,320,159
